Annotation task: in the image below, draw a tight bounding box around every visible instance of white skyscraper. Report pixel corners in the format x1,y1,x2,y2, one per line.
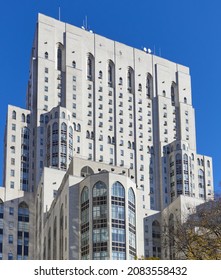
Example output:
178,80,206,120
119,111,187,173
0,13,213,260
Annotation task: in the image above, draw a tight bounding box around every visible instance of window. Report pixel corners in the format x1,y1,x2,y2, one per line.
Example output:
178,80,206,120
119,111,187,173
44,95,48,101
12,110,16,120
10,181,14,189
12,124,16,131
9,207,14,216
8,235,13,244
72,61,76,68
10,170,15,177
44,52,48,59
45,67,48,73
108,61,114,87
57,47,62,71
8,253,13,260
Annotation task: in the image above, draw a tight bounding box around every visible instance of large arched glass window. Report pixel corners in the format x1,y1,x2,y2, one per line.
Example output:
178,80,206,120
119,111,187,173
111,182,126,260
52,122,59,167
47,125,51,167
128,188,136,259
176,153,182,197
81,186,89,259
69,126,73,160
92,181,108,260
183,154,189,195
60,122,67,170
17,202,29,260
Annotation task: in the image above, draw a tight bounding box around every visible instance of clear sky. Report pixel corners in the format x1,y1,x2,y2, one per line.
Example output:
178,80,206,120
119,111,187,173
0,0,220,195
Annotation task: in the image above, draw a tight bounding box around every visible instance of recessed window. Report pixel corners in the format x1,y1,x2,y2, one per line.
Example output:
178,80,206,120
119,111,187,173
12,124,16,131
44,52,48,59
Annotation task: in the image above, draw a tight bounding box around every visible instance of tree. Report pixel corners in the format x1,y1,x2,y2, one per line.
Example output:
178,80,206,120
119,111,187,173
164,199,221,260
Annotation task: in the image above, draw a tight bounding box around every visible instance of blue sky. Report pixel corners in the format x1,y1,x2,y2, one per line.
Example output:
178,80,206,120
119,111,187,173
0,0,220,194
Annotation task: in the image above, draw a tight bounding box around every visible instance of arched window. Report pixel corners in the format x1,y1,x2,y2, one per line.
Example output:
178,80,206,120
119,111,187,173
52,122,59,167
12,110,16,120
81,186,90,259
81,186,89,203
119,77,123,85
138,83,142,91
112,181,125,198
93,181,107,197
21,114,25,123
77,124,81,132
61,112,65,119
57,48,62,71
86,130,90,139
81,166,94,177
107,136,111,144
207,160,210,168
18,202,29,259
191,153,194,160
98,70,103,79
128,141,131,149
45,52,48,59
72,61,76,68
184,97,187,104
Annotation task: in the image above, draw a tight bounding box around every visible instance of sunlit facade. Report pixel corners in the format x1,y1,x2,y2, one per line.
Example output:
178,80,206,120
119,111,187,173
0,13,214,260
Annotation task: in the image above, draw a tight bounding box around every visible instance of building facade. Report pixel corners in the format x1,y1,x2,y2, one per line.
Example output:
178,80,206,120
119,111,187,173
0,13,213,260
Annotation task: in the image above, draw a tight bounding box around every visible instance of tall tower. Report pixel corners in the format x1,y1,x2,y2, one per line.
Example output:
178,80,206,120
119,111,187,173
0,13,214,260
